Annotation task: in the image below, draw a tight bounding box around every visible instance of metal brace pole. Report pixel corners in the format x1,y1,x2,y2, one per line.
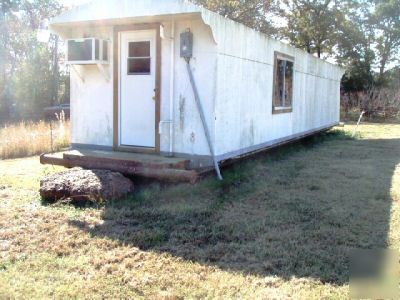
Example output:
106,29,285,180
185,60,223,180
353,111,365,138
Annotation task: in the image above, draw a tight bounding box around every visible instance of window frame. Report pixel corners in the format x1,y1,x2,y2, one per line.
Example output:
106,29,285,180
272,51,295,114
127,40,152,75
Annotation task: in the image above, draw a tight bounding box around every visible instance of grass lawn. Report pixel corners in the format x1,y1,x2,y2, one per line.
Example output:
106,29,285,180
0,123,399,299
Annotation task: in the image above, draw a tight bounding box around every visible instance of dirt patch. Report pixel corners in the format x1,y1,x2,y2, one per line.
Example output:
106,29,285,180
40,168,134,203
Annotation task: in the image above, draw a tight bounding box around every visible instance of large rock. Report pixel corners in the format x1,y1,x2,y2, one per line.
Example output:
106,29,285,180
40,168,134,203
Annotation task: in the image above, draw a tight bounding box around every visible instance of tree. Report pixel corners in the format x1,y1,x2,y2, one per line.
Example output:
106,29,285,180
0,0,20,119
336,0,376,91
194,0,278,35
372,0,400,81
336,0,399,91
280,0,346,58
0,0,63,122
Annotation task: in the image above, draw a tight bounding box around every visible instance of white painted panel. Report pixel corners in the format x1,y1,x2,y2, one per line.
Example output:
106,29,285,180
69,26,113,147
67,17,219,157
214,24,343,157
171,18,218,157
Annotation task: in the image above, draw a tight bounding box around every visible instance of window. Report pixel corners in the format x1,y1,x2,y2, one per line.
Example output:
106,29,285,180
273,52,294,113
67,38,109,63
127,41,151,75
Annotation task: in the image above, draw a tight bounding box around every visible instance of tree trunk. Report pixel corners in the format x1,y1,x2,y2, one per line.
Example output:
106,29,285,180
379,56,387,78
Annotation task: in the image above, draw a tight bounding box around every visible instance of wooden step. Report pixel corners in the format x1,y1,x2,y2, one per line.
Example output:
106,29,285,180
64,150,190,170
40,151,197,183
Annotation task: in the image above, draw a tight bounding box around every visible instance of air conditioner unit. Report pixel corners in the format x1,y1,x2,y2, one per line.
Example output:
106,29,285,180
66,38,109,65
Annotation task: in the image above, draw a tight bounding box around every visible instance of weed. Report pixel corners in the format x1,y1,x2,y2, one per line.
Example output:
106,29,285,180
0,120,70,159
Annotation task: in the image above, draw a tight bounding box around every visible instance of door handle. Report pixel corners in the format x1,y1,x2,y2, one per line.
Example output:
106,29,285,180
153,88,157,101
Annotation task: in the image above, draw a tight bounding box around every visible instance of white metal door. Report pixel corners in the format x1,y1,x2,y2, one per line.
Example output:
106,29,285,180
119,30,156,148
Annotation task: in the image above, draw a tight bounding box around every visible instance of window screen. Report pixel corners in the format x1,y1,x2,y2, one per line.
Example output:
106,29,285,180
68,39,93,61
273,53,294,112
95,39,100,60
127,41,151,75
103,40,108,61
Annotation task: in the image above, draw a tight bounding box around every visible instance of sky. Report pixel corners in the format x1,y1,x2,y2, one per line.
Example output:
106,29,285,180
61,0,92,8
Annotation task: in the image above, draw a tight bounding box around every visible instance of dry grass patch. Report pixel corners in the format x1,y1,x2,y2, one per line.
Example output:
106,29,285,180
0,123,399,299
0,119,70,160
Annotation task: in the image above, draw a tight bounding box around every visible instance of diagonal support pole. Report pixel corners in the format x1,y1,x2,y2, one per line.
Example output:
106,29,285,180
185,60,223,180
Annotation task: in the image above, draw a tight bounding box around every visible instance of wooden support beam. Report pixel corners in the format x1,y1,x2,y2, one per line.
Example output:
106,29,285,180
40,153,65,166
64,155,198,184
40,153,198,184
63,151,189,170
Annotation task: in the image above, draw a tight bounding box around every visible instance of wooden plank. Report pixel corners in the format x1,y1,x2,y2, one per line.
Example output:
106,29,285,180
40,153,67,167
62,155,198,183
40,152,197,183
66,149,187,164
63,151,188,170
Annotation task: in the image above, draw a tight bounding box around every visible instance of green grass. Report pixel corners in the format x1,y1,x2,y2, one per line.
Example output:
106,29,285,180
0,123,399,299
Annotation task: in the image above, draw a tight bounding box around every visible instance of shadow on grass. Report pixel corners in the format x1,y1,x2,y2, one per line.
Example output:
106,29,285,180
69,130,398,284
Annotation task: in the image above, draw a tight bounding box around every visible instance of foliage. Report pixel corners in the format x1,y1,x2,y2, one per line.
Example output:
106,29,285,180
337,0,400,92
385,66,400,90
279,0,345,58
341,88,400,120
373,0,400,80
194,0,279,35
0,0,66,123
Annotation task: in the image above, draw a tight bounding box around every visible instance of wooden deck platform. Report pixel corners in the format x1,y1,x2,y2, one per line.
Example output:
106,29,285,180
40,150,199,183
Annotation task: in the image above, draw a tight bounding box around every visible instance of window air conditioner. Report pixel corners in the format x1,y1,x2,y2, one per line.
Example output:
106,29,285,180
66,38,109,64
